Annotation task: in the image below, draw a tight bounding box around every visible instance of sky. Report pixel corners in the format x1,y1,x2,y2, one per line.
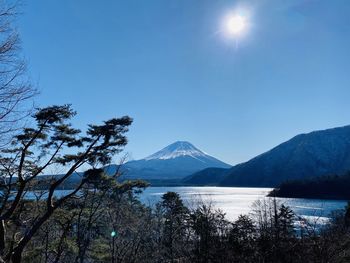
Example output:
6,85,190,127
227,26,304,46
16,0,350,165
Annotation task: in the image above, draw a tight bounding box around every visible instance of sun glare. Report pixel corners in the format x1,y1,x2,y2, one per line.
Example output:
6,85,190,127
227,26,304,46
226,15,246,35
221,8,251,42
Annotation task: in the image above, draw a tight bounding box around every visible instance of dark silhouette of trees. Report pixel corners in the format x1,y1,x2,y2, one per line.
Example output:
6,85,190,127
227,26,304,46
0,104,132,262
1,182,349,262
160,192,190,262
345,202,350,228
228,215,256,261
270,172,350,200
190,203,230,263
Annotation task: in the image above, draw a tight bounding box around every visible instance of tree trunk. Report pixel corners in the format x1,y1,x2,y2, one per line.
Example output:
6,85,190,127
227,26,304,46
10,208,54,263
0,220,5,255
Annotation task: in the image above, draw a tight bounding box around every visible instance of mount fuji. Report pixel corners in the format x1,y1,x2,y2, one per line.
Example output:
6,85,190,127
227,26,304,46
107,141,231,180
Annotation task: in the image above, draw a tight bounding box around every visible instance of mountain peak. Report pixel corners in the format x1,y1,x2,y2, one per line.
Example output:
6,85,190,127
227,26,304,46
166,141,199,151
122,141,231,179
144,141,207,160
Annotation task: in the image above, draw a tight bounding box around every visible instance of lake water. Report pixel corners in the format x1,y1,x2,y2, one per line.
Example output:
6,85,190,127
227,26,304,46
139,187,348,223
21,187,348,224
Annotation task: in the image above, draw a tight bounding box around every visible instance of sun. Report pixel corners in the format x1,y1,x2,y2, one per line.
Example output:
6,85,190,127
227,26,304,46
225,14,247,36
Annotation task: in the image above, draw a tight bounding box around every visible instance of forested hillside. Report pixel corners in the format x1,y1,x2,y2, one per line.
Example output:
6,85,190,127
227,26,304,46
270,172,350,200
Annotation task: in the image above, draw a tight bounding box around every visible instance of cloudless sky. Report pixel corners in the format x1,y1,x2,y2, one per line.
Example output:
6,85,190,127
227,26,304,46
17,0,350,165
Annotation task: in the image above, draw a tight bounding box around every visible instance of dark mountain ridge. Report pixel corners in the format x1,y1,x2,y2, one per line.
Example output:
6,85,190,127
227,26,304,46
184,125,350,187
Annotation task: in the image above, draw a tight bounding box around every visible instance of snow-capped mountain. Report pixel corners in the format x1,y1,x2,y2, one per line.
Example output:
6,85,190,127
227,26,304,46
108,141,231,180
145,141,209,160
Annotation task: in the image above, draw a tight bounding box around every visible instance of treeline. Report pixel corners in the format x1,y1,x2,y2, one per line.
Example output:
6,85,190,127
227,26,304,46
16,185,350,263
270,172,350,200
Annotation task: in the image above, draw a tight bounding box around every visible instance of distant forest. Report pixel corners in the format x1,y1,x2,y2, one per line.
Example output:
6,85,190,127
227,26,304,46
270,172,350,200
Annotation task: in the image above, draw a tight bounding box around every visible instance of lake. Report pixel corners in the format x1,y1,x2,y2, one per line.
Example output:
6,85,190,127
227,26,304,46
139,186,348,223
21,186,348,224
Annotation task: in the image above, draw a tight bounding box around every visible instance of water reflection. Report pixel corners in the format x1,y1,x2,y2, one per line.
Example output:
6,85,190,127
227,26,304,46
140,187,347,222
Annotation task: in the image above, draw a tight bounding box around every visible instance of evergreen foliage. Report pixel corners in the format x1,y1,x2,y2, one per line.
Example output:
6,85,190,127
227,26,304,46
270,172,350,200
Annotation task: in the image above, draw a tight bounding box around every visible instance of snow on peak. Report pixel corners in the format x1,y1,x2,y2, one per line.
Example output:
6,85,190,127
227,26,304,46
144,141,208,160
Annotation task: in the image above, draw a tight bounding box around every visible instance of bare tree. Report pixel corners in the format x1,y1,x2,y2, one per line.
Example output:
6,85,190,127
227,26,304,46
0,1,36,144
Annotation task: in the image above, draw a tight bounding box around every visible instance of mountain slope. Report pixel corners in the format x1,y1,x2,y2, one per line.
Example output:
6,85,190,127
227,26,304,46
219,125,350,187
109,141,231,180
182,168,229,185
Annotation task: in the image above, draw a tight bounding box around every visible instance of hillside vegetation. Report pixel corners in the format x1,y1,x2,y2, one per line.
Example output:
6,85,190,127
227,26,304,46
270,172,350,200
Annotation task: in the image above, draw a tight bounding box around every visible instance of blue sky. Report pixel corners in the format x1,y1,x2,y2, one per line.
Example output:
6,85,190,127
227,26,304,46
17,0,350,165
